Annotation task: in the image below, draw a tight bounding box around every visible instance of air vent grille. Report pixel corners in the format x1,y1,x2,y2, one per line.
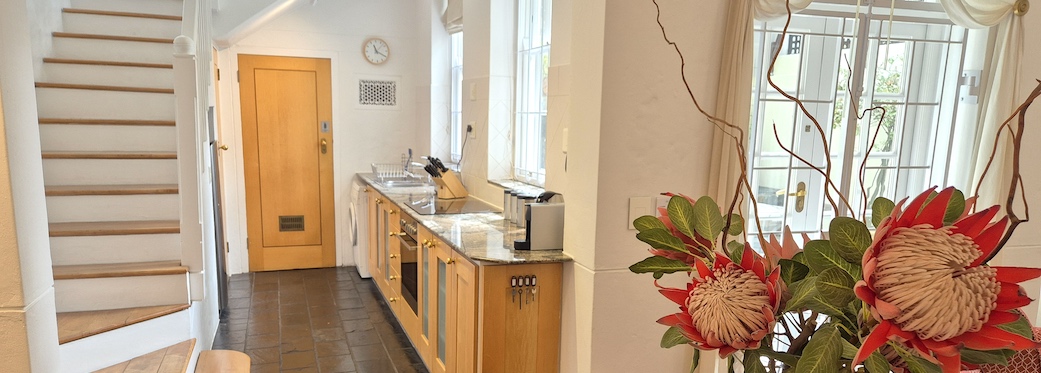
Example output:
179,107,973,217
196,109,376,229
359,79,396,106
279,215,305,232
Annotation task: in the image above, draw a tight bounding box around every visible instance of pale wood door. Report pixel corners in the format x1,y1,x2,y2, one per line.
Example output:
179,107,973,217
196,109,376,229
239,54,334,271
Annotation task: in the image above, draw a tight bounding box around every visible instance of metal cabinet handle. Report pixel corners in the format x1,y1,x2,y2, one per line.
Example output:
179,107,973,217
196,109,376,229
389,275,398,280
389,210,397,215
389,297,397,302
375,198,383,204
390,254,398,259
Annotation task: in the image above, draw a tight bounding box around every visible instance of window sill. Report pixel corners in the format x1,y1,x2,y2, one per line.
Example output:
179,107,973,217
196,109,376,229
488,179,545,195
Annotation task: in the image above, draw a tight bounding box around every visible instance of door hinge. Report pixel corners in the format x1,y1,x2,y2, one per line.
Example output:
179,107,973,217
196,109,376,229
237,70,240,82
217,69,221,81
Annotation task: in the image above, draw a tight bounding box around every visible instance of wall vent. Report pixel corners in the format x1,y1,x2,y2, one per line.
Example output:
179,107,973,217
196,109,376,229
359,79,397,106
279,215,305,232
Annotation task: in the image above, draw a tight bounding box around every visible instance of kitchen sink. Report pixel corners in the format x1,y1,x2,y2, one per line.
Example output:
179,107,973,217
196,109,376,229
376,176,431,188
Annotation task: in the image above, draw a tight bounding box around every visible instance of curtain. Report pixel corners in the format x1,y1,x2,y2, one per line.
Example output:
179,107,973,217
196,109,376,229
442,0,463,33
707,0,812,215
937,0,1025,208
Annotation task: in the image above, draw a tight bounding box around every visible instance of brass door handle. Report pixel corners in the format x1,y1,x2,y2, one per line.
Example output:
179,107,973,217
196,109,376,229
320,138,328,154
776,181,808,213
219,144,229,151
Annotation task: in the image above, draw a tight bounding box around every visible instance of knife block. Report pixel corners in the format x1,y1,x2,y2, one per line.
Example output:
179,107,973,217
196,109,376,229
434,170,469,199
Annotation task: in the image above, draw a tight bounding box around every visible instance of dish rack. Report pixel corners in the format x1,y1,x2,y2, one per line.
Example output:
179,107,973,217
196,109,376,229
372,155,414,181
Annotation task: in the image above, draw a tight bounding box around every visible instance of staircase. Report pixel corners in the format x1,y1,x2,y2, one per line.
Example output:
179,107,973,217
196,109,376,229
33,0,197,371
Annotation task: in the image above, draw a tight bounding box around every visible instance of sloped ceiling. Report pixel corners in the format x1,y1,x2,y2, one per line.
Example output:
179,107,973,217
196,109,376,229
212,0,315,48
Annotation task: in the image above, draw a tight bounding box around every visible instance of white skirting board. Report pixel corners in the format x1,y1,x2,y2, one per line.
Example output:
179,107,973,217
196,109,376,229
59,309,192,373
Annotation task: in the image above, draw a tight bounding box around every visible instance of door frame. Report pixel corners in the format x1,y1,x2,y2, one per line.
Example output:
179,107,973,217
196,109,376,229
218,47,343,274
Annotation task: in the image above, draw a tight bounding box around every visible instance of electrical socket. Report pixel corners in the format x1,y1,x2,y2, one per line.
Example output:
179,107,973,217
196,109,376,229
467,122,476,139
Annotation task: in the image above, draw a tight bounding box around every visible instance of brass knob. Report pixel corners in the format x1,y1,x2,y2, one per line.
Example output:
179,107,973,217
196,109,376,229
446,258,454,265
1015,0,1029,16
389,275,397,280
421,239,430,246
219,144,229,151
320,138,328,154
390,254,398,258
389,297,397,302
375,198,383,204
389,210,397,215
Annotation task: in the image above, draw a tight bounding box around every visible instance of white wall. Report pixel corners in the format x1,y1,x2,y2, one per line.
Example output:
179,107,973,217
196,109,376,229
0,0,61,370
216,0,427,274
24,0,69,80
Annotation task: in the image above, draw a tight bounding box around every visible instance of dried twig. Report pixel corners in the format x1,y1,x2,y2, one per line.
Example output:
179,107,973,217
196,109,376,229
841,56,891,222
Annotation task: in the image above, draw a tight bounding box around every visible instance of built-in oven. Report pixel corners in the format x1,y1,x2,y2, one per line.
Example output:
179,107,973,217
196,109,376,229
395,214,420,315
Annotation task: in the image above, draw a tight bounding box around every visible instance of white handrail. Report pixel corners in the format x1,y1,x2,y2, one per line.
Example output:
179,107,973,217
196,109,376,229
174,0,204,288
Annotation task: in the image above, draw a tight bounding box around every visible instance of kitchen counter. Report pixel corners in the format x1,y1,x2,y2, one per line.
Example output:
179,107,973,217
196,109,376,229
359,173,572,264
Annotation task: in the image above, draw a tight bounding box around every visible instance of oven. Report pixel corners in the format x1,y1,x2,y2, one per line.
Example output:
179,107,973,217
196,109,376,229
395,213,420,315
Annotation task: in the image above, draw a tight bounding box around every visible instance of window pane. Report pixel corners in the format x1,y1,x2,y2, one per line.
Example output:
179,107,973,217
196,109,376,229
514,0,551,185
450,32,464,162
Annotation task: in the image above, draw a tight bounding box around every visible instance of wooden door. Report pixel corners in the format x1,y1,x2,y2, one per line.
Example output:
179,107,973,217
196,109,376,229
429,240,453,373
239,54,334,271
452,254,478,373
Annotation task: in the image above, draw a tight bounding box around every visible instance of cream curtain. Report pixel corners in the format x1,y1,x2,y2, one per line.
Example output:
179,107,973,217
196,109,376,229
707,0,812,210
442,0,463,33
937,0,1026,208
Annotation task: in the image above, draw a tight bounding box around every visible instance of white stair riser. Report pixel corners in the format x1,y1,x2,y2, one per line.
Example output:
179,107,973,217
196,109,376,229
36,88,174,120
54,274,189,313
40,63,174,89
50,234,181,266
62,13,181,40
69,0,184,18
59,309,191,373
44,159,178,185
46,194,180,223
52,37,174,65
40,125,176,152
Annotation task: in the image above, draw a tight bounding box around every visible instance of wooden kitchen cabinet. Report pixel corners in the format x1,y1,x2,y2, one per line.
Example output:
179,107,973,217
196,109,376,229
368,191,401,299
423,230,477,373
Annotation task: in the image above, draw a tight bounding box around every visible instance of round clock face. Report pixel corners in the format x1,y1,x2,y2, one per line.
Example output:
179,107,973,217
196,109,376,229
363,38,389,65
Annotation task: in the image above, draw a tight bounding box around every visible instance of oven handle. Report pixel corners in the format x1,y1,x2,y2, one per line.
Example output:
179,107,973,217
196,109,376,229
396,233,419,252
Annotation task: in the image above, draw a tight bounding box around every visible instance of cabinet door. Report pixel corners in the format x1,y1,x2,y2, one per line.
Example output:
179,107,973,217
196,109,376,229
380,204,401,298
451,253,478,373
413,228,435,366
368,193,384,284
429,239,453,373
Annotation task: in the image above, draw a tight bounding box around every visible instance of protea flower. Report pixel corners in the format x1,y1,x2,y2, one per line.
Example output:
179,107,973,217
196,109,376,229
763,226,807,265
657,246,781,356
853,187,1041,372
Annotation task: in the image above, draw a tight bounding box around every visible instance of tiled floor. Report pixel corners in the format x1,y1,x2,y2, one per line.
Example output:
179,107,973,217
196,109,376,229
212,267,429,373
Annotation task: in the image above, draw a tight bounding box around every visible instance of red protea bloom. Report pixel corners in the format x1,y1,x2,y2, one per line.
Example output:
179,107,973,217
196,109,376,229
853,187,1041,373
657,246,781,356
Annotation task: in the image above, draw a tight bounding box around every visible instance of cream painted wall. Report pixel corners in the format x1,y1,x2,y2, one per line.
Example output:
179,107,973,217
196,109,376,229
215,0,427,274
0,0,61,370
24,0,69,81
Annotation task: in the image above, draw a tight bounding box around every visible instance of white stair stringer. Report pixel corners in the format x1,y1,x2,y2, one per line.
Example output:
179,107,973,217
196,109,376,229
47,194,180,223
59,308,192,373
54,274,189,313
43,159,178,185
36,88,174,120
40,124,176,152
62,12,181,40
52,37,173,65
40,62,174,89
70,0,184,17
50,234,181,266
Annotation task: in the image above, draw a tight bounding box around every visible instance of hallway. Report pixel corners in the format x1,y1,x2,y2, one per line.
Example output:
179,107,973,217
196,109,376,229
211,267,428,373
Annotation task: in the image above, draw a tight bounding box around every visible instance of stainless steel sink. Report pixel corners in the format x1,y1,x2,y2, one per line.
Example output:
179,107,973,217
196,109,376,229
376,176,431,188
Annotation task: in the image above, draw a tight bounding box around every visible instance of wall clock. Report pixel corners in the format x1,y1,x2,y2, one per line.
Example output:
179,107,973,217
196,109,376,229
363,38,390,65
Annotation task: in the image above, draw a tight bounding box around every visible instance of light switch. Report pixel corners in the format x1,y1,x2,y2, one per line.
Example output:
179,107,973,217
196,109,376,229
469,83,476,101
628,197,655,230
655,195,671,217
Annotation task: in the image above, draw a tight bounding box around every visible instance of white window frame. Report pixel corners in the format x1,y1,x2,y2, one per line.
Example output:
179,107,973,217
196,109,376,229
450,32,464,162
513,0,552,186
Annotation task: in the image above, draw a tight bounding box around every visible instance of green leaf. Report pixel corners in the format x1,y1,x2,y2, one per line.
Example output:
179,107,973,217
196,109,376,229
840,338,859,359
780,259,810,284
804,240,862,279
726,214,744,236
892,343,942,373
728,240,744,264
829,217,872,263
636,229,691,255
692,196,726,242
633,215,667,233
942,189,966,226
792,252,807,265
689,350,700,373
629,256,691,277
793,324,843,373
871,197,896,228
961,348,1016,366
784,276,818,312
995,313,1034,339
660,326,691,348
757,348,799,369
668,196,700,242
816,267,856,308
804,295,849,318
743,349,767,373
865,352,891,373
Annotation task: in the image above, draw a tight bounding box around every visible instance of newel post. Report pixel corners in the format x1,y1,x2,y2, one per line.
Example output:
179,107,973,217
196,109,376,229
173,35,205,300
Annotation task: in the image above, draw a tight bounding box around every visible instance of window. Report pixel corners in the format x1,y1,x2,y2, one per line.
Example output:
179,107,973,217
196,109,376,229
514,0,552,185
450,32,464,162
747,1,975,240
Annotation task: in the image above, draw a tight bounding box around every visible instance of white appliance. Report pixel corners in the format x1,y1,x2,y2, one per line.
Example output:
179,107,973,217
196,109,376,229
349,176,371,278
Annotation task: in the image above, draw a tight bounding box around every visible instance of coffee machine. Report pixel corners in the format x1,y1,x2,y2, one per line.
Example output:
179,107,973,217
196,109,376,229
514,192,564,251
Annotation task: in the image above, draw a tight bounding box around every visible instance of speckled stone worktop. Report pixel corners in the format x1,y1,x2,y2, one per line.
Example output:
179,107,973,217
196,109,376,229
359,174,572,265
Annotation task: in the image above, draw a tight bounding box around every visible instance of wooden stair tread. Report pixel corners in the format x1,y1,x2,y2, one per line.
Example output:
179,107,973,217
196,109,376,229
195,350,251,372
94,338,196,373
53,32,174,44
63,8,183,21
43,58,173,69
54,260,187,280
50,220,180,237
46,184,178,196
35,82,173,94
39,118,175,126
57,304,189,344
42,151,177,160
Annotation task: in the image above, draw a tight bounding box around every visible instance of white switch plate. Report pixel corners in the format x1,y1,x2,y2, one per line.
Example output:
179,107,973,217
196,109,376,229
469,83,476,101
628,197,655,230
655,195,671,217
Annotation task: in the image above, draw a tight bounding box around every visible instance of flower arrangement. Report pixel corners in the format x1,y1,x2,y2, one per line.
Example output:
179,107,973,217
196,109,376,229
631,1,1041,372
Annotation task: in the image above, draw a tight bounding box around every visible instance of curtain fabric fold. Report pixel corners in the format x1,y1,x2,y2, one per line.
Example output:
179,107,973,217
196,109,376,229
442,0,463,33
937,0,1024,208
707,0,811,211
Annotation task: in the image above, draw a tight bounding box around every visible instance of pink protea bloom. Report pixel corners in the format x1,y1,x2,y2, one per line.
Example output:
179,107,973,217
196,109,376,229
853,187,1041,373
657,245,781,357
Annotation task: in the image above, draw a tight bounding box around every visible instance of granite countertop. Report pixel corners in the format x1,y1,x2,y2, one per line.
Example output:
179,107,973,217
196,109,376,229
359,174,572,265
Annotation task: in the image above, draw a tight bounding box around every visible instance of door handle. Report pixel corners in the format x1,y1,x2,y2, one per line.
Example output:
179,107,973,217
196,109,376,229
320,138,328,154
776,181,807,212
219,144,229,151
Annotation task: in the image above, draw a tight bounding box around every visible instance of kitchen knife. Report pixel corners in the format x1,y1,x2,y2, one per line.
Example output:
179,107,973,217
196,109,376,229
432,157,449,172
424,164,441,178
